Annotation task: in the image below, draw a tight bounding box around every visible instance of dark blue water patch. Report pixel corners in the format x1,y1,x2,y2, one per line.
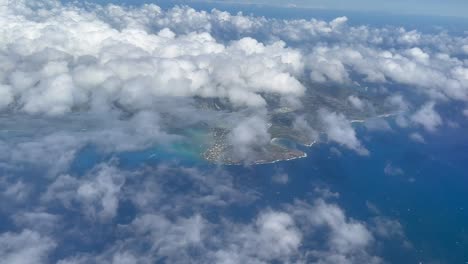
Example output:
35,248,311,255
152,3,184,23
321,118,468,263
0,211,16,234
69,144,105,175
115,199,138,225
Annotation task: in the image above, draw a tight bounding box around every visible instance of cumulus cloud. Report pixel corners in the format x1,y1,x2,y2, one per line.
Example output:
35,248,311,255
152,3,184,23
319,109,369,155
348,95,366,110
41,163,126,221
228,114,271,161
384,162,404,176
272,172,289,184
371,217,405,240
411,102,442,132
13,212,61,234
0,179,31,204
213,210,303,263
0,1,305,115
463,108,468,118
0,0,465,123
288,199,380,264
409,132,426,143
0,230,56,264
385,94,410,112
129,213,206,258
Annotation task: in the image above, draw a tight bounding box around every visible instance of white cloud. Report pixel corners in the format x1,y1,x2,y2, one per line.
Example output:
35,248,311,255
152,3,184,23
228,114,271,161
464,108,468,118
371,217,405,239
130,213,206,257
288,199,380,264
410,102,442,132
0,230,56,264
42,164,126,221
292,115,319,145
348,96,366,110
0,84,13,109
13,212,61,234
385,94,410,112
370,216,412,249
214,210,302,263
409,132,426,143
210,197,382,264
272,172,289,184
384,163,404,176
0,179,30,203
0,2,306,115
319,109,369,155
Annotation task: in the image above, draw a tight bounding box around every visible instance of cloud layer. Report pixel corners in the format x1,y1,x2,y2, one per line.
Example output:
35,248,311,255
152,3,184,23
0,1,466,263
0,0,466,158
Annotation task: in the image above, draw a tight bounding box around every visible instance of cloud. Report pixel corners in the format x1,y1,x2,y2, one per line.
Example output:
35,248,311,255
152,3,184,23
409,132,426,143
126,164,256,211
272,172,289,184
2,0,466,121
410,102,442,132
228,114,271,161
41,163,126,221
1,2,306,115
13,212,61,234
371,217,405,240
348,96,366,111
463,108,468,118
213,210,303,263
0,230,56,264
0,179,30,204
384,162,404,176
129,213,206,258
288,199,380,264
314,187,340,199
319,109,369,155
385,94,410,112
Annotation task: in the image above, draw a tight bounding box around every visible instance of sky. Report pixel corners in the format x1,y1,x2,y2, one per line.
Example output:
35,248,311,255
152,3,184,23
205,0,468,17
80,0,468,18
